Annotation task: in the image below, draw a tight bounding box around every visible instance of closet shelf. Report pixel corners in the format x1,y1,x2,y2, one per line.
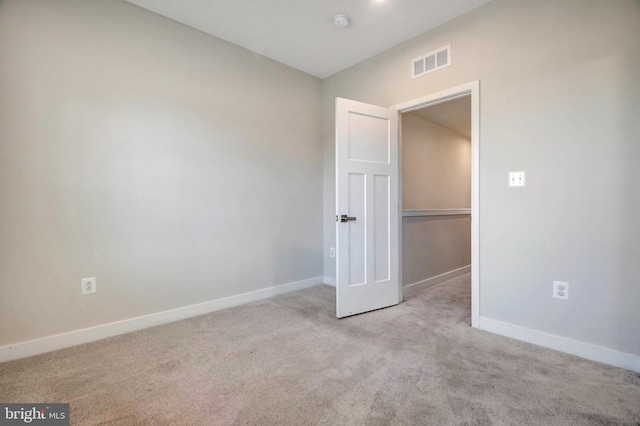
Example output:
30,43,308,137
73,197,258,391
402,209,471,217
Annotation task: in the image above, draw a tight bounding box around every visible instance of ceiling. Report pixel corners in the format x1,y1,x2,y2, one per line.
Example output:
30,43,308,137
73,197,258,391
410,96,471,138
124,0,492,79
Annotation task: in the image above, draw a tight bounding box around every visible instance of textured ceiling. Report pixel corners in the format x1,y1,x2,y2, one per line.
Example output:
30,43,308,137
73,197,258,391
124,0,492,78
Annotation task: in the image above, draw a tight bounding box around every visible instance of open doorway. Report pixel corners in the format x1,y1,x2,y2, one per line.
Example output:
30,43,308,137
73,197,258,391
392,82,480,327
401,96,471,317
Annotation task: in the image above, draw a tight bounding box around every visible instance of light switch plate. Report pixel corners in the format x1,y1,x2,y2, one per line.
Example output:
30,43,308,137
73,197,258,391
509,171,526,187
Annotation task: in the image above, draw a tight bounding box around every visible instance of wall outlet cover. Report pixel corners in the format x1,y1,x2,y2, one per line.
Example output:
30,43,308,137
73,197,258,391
553,281,568,300
82,277,96,295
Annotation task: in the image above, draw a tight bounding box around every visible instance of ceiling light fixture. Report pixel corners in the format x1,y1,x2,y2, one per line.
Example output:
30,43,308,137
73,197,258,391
332,14,350,29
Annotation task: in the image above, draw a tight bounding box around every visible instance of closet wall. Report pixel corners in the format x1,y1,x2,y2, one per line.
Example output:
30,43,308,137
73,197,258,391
402,112,471,289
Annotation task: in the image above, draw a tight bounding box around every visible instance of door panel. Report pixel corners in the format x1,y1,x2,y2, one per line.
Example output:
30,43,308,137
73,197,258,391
374,175,390,282
336,98,399,318
348,112,390,163
348,173,366,286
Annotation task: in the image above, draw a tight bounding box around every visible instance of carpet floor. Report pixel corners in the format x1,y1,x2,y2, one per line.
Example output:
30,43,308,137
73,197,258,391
1,274,639,425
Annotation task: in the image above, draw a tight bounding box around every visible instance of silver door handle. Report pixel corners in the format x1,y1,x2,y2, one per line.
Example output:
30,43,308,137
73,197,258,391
339,215,357,223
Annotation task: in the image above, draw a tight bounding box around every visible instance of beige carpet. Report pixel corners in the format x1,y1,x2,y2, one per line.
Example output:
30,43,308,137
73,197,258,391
1,274,639,425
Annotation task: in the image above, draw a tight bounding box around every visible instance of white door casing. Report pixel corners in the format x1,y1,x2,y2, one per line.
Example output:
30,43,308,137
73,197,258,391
392,81,480,328
335,97,400,318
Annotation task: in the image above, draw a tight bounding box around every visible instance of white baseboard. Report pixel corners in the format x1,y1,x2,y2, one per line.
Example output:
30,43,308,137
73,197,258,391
403,265,471,297
323,276,336,287
0,276,324,363
478,317,640,373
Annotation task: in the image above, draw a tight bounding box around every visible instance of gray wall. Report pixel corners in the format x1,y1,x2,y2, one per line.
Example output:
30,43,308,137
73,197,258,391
402,114,470,210
403,217,470,286
0,0,323,346
402,114,470,286
323,0,640,355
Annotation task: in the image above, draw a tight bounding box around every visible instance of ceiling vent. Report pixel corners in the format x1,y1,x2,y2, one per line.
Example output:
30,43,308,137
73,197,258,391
411,45,451,79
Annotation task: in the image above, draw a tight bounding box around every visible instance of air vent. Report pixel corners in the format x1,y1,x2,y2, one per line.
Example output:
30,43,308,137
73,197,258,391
411,45,451,79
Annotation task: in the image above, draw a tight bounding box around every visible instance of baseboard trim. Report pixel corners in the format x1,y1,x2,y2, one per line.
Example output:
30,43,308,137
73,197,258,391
323,276,336,287
478,317,640,373
0,276,324,363
403,265,471,297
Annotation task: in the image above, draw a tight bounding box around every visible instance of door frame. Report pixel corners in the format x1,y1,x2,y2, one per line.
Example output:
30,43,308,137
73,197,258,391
391,81,480,328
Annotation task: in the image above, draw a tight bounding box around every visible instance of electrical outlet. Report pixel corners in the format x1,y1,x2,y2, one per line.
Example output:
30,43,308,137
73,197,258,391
553,281,568,300
509,171,526,187
82,277,96,295
330,247,336,258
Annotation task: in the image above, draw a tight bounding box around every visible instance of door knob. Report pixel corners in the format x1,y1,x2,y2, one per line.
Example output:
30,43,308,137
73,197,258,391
339,214,357,223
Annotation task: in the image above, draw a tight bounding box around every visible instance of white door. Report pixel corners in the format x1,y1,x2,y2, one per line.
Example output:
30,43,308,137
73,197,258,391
335,97,400,318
